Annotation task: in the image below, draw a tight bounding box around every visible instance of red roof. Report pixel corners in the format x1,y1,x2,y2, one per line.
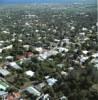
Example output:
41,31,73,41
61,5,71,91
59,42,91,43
6,92,21,100
16,52,33,60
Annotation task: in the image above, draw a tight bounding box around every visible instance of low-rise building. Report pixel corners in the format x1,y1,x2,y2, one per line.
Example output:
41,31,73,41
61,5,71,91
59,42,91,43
25,70,35,77
0,69,10,77
46,78,58,86
8,62,21,69
25,86,41,96
0,80,9,91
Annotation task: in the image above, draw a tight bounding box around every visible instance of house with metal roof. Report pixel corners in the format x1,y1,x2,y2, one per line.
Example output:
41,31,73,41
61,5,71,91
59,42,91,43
0,91,8,96
0,80,9,91
0,69,10,77
8,62,21,69
47,78,58,86
25,86,41,96
25,70,35,77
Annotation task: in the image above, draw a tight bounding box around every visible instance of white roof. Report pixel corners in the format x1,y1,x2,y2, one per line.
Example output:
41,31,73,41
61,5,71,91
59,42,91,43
43,94,49,100
0,91,8,96
23,45,30,48
0,41,4,43
71,26,75,30
25,14,37,17
89,30,92,33
80,55,89,63
53,29,57,33
39,52,48,60
11,38,15,42
2,31,10,34
45,76,50,79
62,38,69,43
94,64,98,69
0,56,2,59
3,45,12,50
92,26,95,29
60,96,68,100
54,39,60,42
0,49,3,53
38,82,46,89
26,86,41,96
84,37,89,41
5,56,13,59
25,70,35,77
49,50,58,56
57,47,69,53
96,22,98,26
39,50,58,60
18,39,23,42
47,78,57,86
0,43,3,46
38,37,42,40
79,32,85,35
57,64,64,68
9,62,21,69
92,53,98,58
61,71,68,76
35,47,43,53
90,58,98,64
82,27,87,31
0,69,10,76
82,50,88,55
25,22,30,26
68,67,74,71
94,59,98,64
35,30,39,33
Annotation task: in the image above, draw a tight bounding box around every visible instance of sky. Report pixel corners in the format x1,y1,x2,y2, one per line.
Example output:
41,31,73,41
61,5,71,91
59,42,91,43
0,0,96,4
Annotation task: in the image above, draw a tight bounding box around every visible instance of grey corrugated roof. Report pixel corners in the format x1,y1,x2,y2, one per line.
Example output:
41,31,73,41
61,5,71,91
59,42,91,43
0,69,10,76
0,91,8,96
26,86,41,96
9,62,21,69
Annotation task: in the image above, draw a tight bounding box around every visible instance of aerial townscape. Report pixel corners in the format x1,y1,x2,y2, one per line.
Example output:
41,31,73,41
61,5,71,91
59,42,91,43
0,0,97,100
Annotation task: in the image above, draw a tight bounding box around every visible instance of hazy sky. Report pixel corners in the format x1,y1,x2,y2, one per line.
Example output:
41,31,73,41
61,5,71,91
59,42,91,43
0,0,96,4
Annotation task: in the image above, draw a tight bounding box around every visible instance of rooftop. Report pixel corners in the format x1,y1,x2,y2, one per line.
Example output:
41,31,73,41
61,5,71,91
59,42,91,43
26,86,41,96
0,69,10,76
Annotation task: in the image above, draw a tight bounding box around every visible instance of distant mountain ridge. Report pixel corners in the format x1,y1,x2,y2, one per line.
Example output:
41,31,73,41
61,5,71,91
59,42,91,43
0,0,96,4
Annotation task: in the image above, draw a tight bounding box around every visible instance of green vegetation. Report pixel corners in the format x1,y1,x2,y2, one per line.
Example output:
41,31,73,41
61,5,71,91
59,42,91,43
0,3,97,100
